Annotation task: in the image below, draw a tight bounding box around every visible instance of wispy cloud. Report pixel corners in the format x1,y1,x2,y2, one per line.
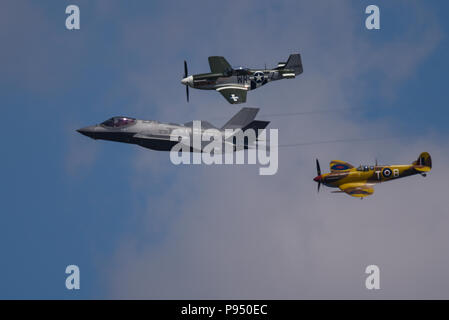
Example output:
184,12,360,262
100,1,448,299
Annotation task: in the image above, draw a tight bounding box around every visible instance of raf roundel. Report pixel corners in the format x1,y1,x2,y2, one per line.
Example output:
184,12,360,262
382,168,392,178
331,164,350,171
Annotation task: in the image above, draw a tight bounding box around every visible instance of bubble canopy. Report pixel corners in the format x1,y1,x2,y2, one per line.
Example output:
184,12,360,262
101,117,136,128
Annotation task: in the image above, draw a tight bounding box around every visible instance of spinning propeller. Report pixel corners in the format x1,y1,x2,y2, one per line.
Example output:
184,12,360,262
314,158,322,192
183,60,189,102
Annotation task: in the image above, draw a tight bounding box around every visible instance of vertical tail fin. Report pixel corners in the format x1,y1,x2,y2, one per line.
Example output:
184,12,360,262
221,107,259,130
283,53,303,75
413,152,432,172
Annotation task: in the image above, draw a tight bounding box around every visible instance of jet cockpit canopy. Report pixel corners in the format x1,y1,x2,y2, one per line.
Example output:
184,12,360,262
101,117,136,128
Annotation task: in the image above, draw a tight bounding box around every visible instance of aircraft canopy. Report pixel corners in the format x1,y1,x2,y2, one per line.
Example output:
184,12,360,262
101,117,136,128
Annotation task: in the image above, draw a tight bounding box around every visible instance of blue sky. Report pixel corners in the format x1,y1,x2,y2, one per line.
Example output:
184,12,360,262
1,1,449,299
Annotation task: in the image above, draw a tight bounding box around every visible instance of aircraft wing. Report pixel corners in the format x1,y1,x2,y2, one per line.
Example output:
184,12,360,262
330,160,354,172
208,56,232,74
338,183,374,198
216,87,247,104
133,132,196,151
133,133,170,140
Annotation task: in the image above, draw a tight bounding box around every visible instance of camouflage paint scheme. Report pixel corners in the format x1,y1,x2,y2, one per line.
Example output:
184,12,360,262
181,54,303,104
313,152,432,198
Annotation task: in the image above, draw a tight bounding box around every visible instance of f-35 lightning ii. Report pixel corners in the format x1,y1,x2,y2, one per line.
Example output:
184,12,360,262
77,107,270,152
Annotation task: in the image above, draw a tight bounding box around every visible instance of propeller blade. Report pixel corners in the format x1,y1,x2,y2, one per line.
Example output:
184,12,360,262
316,159,321,176
184,60,189,102
317,182,321,193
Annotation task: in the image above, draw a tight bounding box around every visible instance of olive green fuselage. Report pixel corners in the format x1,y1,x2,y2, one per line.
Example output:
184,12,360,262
191,68,292,91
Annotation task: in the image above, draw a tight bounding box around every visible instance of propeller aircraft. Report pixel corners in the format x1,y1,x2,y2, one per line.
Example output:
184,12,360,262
181,54,303,104
313,152,432,198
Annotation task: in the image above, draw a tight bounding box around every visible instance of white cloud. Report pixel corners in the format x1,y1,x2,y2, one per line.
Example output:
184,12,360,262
101,1,448,298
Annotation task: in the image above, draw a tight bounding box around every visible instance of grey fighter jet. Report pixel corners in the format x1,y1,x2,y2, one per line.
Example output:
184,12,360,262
181,54,303,104
77,107,270,152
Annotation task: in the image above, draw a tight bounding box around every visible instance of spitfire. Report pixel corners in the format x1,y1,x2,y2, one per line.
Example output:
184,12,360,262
313,152,432,198
181,54,303,104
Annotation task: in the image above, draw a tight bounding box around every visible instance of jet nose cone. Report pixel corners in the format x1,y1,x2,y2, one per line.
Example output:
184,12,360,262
313,175,321,182
77,126,97,139
181,75,193,86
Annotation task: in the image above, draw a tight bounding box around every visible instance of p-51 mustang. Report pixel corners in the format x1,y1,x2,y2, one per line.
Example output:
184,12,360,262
77,107,269,152
181,54,303,104
313,152,432,198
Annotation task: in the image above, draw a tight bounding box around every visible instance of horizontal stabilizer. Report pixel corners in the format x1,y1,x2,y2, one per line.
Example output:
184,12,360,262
242,120,270,132
242,120,270,139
